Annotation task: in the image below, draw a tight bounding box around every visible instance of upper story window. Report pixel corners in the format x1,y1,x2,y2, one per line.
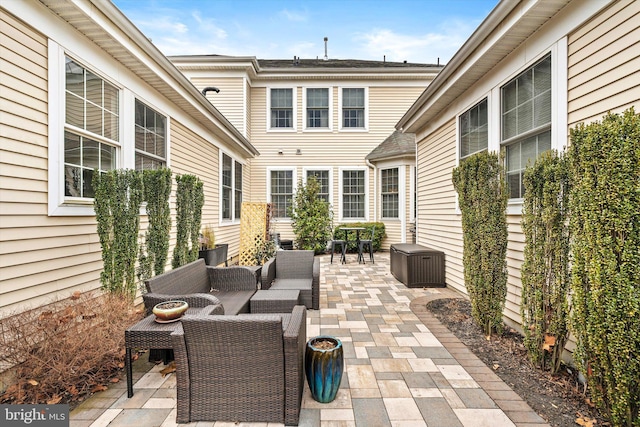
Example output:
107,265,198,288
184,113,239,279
270,88,293,129
381,168,399,219
341,88,365,128
459,98,488,159
501,53,551,199
306,169,330,203
222,153,243,221
64,57,119,199
270,169,294,218
342,169,365,219
306,88,329,128
135,99,166,170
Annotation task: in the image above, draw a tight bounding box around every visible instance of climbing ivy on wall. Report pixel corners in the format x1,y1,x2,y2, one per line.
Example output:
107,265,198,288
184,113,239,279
172,174,204,268
452,151,508,336
569,108,640,426
138,168,172,283
521,150,570,374
93,169,143,300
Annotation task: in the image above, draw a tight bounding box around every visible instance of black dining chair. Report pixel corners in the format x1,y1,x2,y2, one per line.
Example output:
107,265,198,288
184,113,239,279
329,229,347,264
358,225,375,264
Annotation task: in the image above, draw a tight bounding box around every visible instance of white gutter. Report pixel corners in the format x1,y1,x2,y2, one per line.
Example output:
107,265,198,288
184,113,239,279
366,158,377,223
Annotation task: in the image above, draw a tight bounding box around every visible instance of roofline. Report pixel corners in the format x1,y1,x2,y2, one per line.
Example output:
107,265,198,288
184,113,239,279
87,1,259,157
396,0,519,132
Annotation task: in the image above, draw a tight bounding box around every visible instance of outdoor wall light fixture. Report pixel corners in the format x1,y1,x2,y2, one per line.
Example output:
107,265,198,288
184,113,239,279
296,149,302,155
278,149,284,155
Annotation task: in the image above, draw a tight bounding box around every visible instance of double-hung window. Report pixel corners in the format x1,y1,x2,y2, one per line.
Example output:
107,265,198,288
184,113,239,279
306,169,330,203
459,98,488,159
342,88,365,128
306,88,329,128
135,99,166,170
222,153,242,221
501,54,552,199
270,88,293,129
342,170,365,219
64,57,118,199
381,168,399,219
270,169,294,218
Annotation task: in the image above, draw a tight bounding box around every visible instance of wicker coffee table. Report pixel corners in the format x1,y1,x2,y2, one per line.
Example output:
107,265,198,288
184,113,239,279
250,289,300,313
125,308,205,397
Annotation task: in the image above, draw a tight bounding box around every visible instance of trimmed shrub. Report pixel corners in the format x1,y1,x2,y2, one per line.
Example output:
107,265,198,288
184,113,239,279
569,108,640,426
521,150,570,374
452,151,508,336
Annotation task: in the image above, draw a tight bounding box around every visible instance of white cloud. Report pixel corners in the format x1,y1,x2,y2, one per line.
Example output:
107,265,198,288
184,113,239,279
191,10,227,40
355,19,479,64
279,8,308,22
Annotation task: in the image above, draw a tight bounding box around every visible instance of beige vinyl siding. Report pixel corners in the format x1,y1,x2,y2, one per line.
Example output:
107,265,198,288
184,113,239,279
245,79,251,141
250,84,425,239
0,10,103,317
192,76,246,135
568,0,640,126
415,118,464,293
169,119,242,260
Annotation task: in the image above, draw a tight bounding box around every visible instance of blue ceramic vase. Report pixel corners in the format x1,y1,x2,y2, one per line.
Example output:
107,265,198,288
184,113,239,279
305,336,343,403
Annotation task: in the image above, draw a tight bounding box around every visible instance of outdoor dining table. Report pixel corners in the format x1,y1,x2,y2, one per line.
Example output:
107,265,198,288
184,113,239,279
124,307,205,397
338,227,366,263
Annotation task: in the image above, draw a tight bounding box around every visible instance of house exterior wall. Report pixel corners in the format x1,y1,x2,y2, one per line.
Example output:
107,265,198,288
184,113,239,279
192,76,247,136
567,0,640,126
412,0,634,329
0,3,252,317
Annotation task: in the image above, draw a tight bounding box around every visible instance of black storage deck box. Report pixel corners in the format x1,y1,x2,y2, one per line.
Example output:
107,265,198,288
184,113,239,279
390,244,445,288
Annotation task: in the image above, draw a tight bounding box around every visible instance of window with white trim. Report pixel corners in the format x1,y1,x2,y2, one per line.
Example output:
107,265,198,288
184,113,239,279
342,170,365,218
64,57,119,199
135,99,166,170
270,88,293,128
222,153,242,221
306,88,329,128
459,98,488,159
501,53,551,199
306,170,330,203
381,168,399,218
342,88,365,128
270,169,294,218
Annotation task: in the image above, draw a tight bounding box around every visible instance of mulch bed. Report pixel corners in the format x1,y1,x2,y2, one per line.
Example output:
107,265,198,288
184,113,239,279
426,298,608,427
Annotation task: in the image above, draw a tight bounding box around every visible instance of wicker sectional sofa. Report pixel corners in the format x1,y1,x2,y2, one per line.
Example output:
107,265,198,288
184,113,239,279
143,258,260,315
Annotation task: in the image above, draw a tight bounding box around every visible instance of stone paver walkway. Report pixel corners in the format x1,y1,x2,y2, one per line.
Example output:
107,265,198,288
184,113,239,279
70,252,549,427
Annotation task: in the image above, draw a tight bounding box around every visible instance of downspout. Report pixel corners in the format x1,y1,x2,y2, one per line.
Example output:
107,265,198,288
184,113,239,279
366,159,376,223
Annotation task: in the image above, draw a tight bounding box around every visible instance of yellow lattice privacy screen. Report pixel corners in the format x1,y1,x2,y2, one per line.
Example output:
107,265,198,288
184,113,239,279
238,202,271,266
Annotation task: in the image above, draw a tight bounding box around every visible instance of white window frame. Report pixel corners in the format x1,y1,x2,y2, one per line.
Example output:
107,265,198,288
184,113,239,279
48,41,171,216
134,98,168,170
303,87,332,131
458,97,489,160
452,38,567,215
338,87,368,131
338,166,368,221
303,167,333,206
380,167,400,219
267,87,297,132
267,166,297,221
220,152,243,225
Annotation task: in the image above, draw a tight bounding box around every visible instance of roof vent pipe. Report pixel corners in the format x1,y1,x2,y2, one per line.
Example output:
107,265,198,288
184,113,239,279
202,86,220,96
324,37,328,61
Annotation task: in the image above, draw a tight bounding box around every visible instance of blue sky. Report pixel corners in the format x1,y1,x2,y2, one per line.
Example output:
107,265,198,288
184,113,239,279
112,0,498,64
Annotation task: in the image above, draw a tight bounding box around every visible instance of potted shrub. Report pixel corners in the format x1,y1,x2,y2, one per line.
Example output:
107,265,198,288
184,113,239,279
198,224,228,266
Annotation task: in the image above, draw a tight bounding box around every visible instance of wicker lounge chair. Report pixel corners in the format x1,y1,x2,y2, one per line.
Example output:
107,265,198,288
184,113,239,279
261,250,320,310
171,305,306,425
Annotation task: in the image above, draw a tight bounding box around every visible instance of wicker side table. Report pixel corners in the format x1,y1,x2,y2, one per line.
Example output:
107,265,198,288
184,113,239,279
125,308,205,397
250,289,300,313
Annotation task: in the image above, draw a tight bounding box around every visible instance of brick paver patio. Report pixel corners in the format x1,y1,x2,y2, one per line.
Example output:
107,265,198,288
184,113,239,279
70,252,549,427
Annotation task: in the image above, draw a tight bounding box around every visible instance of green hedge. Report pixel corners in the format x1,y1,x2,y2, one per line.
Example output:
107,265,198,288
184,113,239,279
521,150,570,374
333,222,385,252
569,108,639,426
172,174,204,268
452,151,508,336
